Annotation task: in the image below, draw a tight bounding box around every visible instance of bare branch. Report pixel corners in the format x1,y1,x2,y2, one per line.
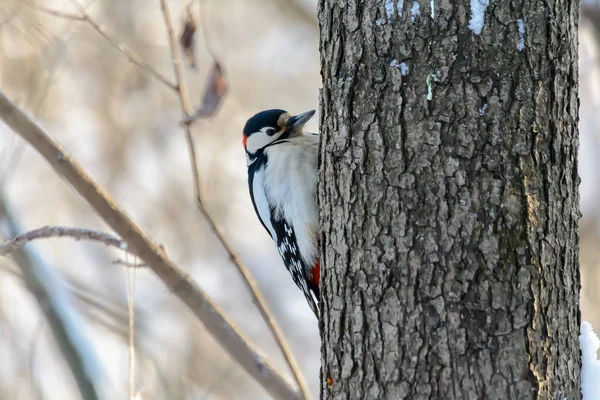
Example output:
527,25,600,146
67,0,178,91
0,225,125,256
23,1,85,21
159,0,193,114
196,0,219,61
158,1,310,399
0,90,301,400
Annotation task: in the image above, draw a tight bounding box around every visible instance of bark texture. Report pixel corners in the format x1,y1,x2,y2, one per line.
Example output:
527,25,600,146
318,0,580,399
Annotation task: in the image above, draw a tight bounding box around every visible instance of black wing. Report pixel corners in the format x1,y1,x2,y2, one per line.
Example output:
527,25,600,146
270,213,319,317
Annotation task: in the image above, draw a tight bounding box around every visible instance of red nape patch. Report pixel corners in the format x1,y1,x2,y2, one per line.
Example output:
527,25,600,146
311,259,321,285
242,134,248,147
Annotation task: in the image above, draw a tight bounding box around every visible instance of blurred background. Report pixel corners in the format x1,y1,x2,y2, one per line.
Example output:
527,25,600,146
0,0,597,399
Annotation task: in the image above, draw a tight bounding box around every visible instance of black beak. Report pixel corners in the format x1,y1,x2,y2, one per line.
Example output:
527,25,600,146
287,110,316,131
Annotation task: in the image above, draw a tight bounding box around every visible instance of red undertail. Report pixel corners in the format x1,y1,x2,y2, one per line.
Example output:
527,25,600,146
310,259,320,285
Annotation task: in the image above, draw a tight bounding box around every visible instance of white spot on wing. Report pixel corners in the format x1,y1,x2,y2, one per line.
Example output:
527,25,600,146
278,242,286,256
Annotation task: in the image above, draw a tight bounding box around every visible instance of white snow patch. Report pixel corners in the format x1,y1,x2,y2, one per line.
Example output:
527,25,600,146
430,0,435,18
581,322,600,400
411,1,420,22
376,18,383,25
516,19,526,51
390,60,409,75
468,0,489,35
397,0,404,16
385,0,395,21
399,62,409,75
479,104,488,116
426,71,441,101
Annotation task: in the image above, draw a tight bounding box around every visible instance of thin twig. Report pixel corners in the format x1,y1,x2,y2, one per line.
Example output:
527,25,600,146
158,1,310,399
0,90,301,400
23,1,86,21
0,225,125,256
113,258,146,268
159,0,193,114
195,0,219,61
67,0,178,91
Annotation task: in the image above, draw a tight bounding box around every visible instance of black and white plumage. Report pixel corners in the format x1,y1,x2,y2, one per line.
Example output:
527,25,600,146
243,109,320,317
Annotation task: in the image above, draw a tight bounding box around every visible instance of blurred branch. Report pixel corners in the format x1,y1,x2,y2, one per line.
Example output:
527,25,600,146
0,225,125,256
159,0,194,116
28,319,46,400
0,262,136,340
159,2,310,399
0,198,101,400
0,90,301,400
279,0,318,27
67,0,178,91
23,1,85,21
583,3,600,41
195,0,219,61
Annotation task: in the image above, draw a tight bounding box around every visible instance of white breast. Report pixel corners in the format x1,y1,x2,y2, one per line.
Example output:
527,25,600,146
264,134,319,267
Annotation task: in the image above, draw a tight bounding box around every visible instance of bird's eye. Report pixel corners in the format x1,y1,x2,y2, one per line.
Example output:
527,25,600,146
266,128,276,136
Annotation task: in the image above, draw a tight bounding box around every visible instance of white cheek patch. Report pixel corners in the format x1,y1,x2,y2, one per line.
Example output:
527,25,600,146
245,129,283,153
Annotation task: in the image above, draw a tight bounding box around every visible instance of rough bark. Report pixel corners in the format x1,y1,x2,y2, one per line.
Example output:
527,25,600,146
317,0,580,399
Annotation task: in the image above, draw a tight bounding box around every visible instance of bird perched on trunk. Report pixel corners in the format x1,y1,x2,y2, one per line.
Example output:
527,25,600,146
243,109,320,317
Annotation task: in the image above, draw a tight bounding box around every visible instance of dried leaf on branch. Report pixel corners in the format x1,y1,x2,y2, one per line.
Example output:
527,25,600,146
179,4,198,69
181,62,228,124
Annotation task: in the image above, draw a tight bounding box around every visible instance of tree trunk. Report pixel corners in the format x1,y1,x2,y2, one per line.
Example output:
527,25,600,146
317,0,580,399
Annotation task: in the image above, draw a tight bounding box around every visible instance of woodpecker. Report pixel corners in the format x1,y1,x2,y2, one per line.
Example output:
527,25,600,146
243,109,320,317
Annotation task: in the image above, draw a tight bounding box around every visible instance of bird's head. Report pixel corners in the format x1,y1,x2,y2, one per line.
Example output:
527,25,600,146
242,109,315,154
